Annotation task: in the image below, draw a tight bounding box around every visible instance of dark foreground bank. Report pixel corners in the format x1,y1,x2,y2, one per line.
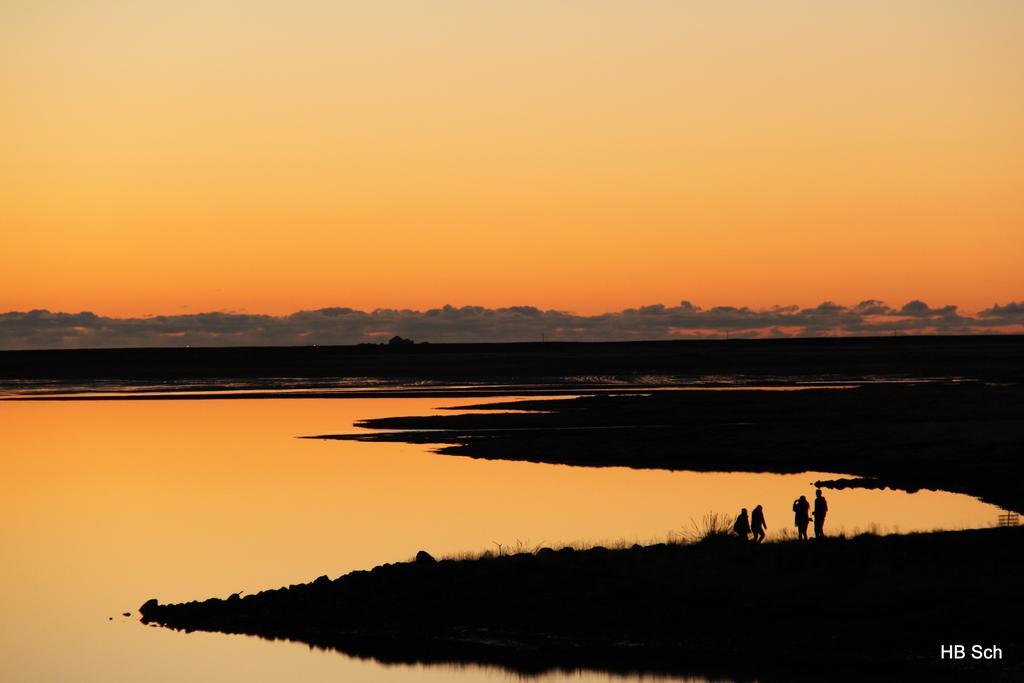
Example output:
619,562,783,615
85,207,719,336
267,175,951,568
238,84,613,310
140,527,1022,681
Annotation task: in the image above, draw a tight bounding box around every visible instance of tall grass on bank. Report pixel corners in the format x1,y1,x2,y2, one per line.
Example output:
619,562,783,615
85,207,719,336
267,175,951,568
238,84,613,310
435,512,747,562
682,511,735,544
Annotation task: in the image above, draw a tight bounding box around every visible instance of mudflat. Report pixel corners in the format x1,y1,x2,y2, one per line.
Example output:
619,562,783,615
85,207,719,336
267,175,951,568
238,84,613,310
316,382,1024,512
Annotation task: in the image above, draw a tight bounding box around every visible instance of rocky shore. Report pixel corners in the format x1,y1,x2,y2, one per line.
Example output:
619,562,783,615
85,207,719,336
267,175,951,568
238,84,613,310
141,527,1023,680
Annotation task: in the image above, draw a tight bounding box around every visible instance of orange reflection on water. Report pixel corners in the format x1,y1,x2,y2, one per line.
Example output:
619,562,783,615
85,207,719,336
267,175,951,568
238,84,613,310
0,397,1005,682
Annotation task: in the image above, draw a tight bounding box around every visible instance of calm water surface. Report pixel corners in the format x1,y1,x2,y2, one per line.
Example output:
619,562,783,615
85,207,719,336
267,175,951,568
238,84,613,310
0,397,1005,682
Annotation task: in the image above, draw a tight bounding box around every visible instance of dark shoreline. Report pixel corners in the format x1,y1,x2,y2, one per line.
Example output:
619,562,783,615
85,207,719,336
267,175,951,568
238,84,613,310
312,382,1024,513
140,527,1024,681
0,380,869,401
4,335,1023,383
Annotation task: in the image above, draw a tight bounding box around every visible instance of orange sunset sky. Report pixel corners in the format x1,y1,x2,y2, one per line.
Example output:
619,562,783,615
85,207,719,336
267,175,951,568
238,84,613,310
2,1,1022,318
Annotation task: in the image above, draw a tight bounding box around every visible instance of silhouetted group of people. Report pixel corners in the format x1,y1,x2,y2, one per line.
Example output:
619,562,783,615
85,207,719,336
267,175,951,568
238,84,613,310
733,489,828,542
732,504,768,543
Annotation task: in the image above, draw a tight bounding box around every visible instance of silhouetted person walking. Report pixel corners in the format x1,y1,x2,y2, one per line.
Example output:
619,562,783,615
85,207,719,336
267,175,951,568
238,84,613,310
793,495,811,540
751,504,767,543
814,488,828,538
733,508,751,541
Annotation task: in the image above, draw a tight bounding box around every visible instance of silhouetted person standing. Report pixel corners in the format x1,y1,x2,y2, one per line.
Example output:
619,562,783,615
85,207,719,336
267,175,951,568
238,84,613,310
814,488,829,538
733,508,751,541
751,504,767,543
793,495,811,540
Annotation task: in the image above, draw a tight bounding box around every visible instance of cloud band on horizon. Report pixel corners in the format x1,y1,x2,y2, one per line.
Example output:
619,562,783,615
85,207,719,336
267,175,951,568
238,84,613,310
1,301,1022,351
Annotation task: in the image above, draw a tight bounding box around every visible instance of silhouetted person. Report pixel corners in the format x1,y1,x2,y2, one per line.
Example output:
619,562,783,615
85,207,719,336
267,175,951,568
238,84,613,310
814,488,829,538
751,504,767,543
733,508,751,541
793,495,811,540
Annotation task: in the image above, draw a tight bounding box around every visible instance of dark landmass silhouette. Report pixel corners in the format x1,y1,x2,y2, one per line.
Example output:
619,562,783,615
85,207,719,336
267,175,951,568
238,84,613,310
140,527,1023,681
313,382,1024,513
2,335,1023,383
